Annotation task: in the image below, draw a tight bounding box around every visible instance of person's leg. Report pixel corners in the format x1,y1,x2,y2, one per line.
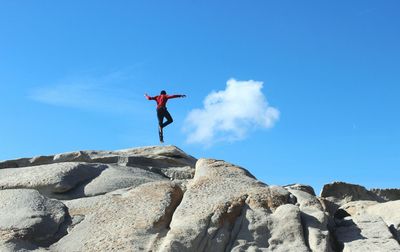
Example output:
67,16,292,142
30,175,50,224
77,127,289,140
157,109,164,142
161,109,173,128
157,109,164,128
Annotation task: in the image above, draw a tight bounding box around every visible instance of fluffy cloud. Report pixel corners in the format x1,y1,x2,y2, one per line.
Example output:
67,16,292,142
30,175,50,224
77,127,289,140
184,79,279,145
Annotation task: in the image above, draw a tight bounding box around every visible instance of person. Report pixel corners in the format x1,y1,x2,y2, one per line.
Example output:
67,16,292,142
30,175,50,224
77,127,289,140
145,90,186,143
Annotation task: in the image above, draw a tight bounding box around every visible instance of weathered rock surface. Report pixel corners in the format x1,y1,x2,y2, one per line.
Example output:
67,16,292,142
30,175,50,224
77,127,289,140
321,182,384,205
286,187,333,252
0,145,399,251
334,215,400,252
320,181,385,216
371,188,400,201
51,181,183,251
159,158,306,252
0,189,66,249
0,163,107,198
338,200,400,246
0,145,196,180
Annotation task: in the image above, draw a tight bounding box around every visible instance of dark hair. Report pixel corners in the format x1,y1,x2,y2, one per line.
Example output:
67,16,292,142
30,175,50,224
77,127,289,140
160,90,167,95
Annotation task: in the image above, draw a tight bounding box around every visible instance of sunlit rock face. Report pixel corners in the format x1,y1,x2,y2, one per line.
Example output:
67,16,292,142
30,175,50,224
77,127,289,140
0,146,398,251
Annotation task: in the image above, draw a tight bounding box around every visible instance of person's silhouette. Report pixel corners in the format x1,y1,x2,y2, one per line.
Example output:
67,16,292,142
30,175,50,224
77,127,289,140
145,90,186,143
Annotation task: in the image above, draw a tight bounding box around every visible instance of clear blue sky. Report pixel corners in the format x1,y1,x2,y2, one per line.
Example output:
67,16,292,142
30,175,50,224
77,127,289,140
1,1,399,193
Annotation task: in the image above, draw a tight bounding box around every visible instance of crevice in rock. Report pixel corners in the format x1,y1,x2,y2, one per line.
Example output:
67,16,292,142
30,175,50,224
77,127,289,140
46,164,110,200
45,207,73,247
155,185,184,231
388,224,400,245
299,212,311,251
195,215,214,252
28,206,72,248
288,193,298,205
200,196,249,252
327,216,343,252
224,203,249,252
334,209,350,220
151,183,186,250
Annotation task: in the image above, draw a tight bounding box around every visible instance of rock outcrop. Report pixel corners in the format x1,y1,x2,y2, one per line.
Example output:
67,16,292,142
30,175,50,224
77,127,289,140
0,146,399,251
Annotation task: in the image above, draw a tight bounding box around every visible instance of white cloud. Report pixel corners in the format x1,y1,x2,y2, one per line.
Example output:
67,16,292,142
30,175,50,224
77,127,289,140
29,68,142,115
184,79,279,145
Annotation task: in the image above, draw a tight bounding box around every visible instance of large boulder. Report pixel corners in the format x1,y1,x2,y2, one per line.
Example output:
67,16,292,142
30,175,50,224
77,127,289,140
0,189,66,247
320,181,384,215
367,200,400,240
285,183,316,196
1,146,398,252
321,181,384,204
0,163,106,198
334,214,400,251
158,159,309,252
286,186,333,252
0,146,196,174
51,181,183,251
339,200,400,244
78,164,167,197
0,146,197,182
370,188,400,201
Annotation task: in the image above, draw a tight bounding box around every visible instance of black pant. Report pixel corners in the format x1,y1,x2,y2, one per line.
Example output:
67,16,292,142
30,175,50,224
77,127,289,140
157,107,173,128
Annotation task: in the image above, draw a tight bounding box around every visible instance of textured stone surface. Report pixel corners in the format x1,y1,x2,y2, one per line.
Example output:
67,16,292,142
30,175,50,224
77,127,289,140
371,188,400,201
320,181,385,216
339,200,400,245
0,163,107,198
321,181,384,204
285,183,316,196
0,162,167,199
51,181,183,252
0,189,66,247
334,215,400,252
1,146,399,251
82,164,167,197
0,145,196,172
287,188,333,252
158,159,305,252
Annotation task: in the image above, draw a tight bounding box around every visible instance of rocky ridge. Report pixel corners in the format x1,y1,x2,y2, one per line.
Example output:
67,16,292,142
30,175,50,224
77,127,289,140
0,146,399,252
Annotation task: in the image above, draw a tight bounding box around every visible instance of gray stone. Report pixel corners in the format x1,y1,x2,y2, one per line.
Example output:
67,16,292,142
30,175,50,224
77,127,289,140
367,200,400,241
0,145,196,170
321,181,384,203
285,184,316,196
334,215,400,252
0,189,66,246
371,188,400,201
1,146,398,252
158,158,303,252
287,188,332,252
320,181,384,215
160,166,195,180
0,162,107,198
51,181,183,252
340,200,400,244
82,164,167,197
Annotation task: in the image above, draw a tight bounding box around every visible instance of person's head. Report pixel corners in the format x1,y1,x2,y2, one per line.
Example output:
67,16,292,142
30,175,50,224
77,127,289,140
160,90,167,95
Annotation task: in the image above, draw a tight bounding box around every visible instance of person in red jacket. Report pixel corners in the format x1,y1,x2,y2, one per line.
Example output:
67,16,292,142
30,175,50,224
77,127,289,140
145,90,186,143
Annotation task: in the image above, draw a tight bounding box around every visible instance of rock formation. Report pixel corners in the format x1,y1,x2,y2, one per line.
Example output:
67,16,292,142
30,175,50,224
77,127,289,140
0,146,399,251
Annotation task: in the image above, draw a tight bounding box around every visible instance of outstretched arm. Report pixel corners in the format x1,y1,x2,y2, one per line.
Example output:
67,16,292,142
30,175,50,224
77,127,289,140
167,94,186,99
144,93,156,100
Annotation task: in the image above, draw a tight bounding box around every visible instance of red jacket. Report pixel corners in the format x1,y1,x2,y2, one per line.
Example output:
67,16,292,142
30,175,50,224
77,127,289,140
146,94,183,109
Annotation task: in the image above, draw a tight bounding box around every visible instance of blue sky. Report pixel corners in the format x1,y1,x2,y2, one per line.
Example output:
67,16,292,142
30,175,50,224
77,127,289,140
1,1,399,193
